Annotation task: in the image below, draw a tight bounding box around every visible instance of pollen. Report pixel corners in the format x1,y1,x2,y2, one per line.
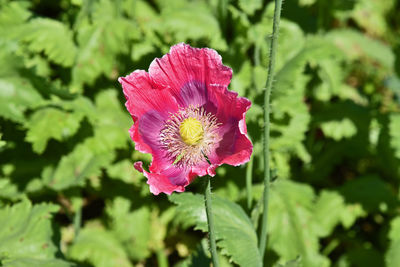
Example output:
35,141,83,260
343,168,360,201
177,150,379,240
179,117,204,145
159,105,221,167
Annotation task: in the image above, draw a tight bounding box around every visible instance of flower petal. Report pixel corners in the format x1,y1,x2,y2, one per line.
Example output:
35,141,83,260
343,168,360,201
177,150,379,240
120,43,253,195
207,91,253,169
134,162,195,195
149,43,232,107
119,70,179,118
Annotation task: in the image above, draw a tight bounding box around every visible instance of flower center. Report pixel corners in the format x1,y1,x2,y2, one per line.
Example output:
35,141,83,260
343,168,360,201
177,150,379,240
179,117,204,145
159,105,221,167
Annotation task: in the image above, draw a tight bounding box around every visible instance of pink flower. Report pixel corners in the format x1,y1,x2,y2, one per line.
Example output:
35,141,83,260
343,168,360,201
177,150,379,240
118,43,252,195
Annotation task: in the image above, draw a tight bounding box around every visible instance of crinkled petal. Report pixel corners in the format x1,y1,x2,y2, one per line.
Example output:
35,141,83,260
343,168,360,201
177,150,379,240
119,70,179,118
206,91,253,171
134,162,195,195
120,43,253,195
149,43,232,107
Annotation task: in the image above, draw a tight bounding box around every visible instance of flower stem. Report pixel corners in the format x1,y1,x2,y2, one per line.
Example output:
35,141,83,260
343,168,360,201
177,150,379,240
204,176,219,267
246,155,254,209
259,0,283,260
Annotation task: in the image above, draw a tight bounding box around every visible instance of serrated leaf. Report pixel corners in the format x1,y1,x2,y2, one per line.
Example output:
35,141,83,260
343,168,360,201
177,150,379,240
24,96,95,154
68,225,133,267
270,37,342,169
106,160,143,185
0,77,43,123
238,0,263,15
320,118,357,141
156,3,227,51
351,0,395,37
42,90,129,190
269,180,329,267
326,29,394,69
0,201,60,262
20,18,77,67
106,197,151,261
72,0,139,91
170,192,262,267
43,139,115,190
0,1,31,37
25,107,84,154
0,178,25,201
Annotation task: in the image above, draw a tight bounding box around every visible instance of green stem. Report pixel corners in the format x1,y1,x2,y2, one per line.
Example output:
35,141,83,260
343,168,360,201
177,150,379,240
156,248,169,267
73,203,82,237
259,0,283,260
204,176,219,267
246,155,254,209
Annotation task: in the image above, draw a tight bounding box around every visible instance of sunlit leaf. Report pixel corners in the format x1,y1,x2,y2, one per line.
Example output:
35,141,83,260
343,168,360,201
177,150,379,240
170,192,262,267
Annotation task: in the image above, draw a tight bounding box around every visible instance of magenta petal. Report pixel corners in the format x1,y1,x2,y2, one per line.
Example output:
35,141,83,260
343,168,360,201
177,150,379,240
119,70,179,118
149,43,232,107
134,162,191,195
207,92,253,168
120,43,253,195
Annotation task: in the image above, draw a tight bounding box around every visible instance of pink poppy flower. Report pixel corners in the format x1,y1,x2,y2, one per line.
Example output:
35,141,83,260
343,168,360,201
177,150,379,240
118,43,252,195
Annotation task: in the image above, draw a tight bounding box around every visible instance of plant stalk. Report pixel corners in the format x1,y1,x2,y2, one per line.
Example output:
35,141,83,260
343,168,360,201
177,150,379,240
259,0,283,260
204,176,219,267
246,155,254,209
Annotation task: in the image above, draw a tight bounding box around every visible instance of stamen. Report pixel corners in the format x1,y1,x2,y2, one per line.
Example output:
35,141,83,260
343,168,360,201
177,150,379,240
159,105,221,167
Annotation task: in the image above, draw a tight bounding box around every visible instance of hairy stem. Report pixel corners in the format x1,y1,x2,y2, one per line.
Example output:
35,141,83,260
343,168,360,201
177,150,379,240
205,176,219,267
246,155,254,209
259,0,283,260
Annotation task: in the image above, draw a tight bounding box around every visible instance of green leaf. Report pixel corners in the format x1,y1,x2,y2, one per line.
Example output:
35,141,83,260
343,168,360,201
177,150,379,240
269,180,329,267
312,190,365,237
2,258,75,267
106,197,151,261
270,37,342,171
389,113,400,159
42,90,130,190
0,1,31,37
0,77,43,123
25,107,84,154
238,0,263,15
386,217,400,267
351,0,395,37
326,29,395,69
340,175,398,212
156,2,227,51
320,118,358,141
170,192,262,267
386,240,400,267
68,224,133,267
43,139,115,190
0,200,61,262
71,0,139,91
106,160,143,185
0,178,25,201
20,18,77,67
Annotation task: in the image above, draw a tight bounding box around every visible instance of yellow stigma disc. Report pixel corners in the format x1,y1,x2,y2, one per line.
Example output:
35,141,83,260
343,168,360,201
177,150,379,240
179,117,204,145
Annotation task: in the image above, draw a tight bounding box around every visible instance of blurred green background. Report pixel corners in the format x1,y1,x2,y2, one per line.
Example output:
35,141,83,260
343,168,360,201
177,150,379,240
0,0,400,266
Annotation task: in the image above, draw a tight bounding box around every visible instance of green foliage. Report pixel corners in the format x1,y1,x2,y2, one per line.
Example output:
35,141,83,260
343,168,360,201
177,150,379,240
19,18,77,67
105,197,152,261
68,224,133,267
0,200,74,266
0,0,400,266
170,192,262,267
